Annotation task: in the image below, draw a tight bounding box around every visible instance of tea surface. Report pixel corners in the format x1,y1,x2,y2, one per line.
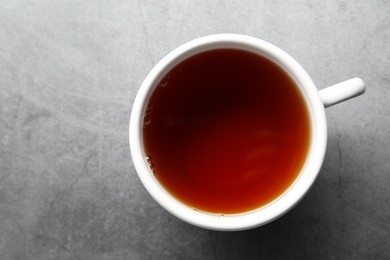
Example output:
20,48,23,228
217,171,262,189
143,49,311,214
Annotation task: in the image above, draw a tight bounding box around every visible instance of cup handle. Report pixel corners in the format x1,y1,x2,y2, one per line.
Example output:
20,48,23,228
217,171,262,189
319,78,365,108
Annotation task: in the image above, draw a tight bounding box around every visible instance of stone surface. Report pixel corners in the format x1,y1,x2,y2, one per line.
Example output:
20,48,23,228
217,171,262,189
0,0,389,259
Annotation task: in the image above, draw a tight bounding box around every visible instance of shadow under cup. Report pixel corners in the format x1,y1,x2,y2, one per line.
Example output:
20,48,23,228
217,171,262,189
130,35,327,231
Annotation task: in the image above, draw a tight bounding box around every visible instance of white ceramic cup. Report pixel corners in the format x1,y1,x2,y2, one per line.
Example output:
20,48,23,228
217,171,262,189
129,34,365,231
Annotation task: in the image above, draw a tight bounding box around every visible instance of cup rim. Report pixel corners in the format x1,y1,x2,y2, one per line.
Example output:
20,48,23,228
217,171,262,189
129,34,327,231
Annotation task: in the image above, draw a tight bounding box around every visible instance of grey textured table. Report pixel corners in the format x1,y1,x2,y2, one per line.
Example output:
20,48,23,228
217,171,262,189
1,1,389,259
